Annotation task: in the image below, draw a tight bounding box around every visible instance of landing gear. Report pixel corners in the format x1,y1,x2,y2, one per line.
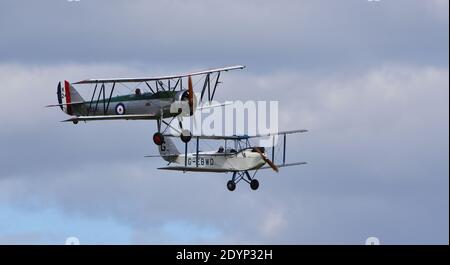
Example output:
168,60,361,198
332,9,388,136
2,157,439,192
153,132,164,145
226,171,260,191
153,117,191,146
227,180,236,191
73,120,78,125
153,118,168,146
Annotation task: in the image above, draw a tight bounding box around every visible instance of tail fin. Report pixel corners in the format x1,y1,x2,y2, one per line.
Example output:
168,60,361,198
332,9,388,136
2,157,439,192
57,80,85,115
159,137,180,162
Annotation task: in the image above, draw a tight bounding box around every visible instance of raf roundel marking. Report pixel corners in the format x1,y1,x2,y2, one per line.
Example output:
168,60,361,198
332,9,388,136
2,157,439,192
115,103,125,115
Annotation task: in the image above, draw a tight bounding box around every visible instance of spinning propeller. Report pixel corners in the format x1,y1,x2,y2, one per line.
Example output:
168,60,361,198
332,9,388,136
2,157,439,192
178,75,196,144
188,75,194,116
254,147,279,172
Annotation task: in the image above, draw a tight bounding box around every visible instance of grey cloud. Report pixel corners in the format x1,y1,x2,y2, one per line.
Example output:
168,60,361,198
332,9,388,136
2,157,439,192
0,0,448,71
0,0,447,244
0,63,447,244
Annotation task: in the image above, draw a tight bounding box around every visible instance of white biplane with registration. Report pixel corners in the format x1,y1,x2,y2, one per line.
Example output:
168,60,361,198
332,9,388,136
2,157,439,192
146,129,308,191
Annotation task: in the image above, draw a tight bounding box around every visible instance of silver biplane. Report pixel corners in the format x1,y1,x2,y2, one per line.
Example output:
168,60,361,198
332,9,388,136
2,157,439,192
47,65,245,145
146,129,307,191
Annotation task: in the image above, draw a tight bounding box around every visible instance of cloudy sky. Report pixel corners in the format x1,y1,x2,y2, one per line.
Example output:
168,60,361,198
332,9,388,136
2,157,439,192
0,0,448,244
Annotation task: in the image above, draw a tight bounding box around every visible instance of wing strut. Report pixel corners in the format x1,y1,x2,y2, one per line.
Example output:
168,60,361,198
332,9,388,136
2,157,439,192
211,71,221,101
199,71,223,103
105,82,116,114
272,136,275,163
283,133,287,164
184,141,188,167
196,136,200,168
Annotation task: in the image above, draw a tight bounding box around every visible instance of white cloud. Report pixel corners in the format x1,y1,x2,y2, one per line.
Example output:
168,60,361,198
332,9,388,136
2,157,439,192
428,0,449,20
260,210,287,238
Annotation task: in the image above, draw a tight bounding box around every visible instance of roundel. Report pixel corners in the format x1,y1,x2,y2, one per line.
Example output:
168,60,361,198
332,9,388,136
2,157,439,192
115,103,125,115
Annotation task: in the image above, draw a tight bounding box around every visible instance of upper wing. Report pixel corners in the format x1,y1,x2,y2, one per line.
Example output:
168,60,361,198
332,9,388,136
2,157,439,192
163,134,242,140
162,129,308,141
62,114,157,122
247,129,308,139
73,65,245,84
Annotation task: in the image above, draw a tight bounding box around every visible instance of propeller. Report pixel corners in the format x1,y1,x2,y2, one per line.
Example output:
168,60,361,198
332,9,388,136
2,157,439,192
254,147,279,172
186,75,200,131
188,75,194,116
171,76,196,140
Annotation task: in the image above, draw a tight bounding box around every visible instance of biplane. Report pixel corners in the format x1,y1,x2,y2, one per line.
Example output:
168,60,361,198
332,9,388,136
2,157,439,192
146,129,307,191
46,65,245,145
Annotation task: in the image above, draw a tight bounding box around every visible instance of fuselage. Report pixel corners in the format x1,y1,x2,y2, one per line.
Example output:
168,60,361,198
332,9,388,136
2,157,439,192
173,148,266,172
68,91,185,119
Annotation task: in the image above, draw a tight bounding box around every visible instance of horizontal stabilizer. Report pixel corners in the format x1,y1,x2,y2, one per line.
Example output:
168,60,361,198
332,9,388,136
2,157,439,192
144,154,179,158
45,101,84,108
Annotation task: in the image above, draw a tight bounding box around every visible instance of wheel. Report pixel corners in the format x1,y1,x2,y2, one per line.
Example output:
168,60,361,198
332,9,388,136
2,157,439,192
180,129,192,143
227,180,236,191
73,120,78,125
250,179,259,190
153,132,164,145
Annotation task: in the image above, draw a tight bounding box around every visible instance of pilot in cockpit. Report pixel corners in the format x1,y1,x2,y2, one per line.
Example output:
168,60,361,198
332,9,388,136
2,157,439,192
218,146,224,153
135,88,141,96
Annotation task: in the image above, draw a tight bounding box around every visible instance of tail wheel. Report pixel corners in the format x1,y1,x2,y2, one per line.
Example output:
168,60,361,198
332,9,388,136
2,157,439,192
250,179,259,190
153,132,164,146
227,180,236,191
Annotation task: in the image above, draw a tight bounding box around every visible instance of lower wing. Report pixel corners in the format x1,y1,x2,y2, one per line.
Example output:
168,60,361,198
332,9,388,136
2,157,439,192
197,102,232,110
259,162,307,170
158,162,306,172
158,166,233,173
62,114,157,122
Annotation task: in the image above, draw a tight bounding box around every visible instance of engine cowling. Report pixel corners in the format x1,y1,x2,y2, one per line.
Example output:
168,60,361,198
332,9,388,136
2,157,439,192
173,89,197,116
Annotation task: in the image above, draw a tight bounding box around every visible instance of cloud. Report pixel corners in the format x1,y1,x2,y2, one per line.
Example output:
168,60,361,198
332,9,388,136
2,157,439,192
260,211,287,238
0,0,447,70
0,62,447,244
0,0,448,245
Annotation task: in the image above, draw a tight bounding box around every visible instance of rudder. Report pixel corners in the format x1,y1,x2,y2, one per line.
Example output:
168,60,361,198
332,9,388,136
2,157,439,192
159,137,180,162
57,80,85,115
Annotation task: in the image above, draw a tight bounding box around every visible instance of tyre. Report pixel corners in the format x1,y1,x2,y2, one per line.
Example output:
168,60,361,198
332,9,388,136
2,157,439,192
250,179,259,190
180,129,192,143
227,180,236,191
153,132,164,145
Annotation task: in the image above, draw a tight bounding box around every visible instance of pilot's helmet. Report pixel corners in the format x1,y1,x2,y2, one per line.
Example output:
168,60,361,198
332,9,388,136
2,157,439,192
218,146,224,153
135,88,141,95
